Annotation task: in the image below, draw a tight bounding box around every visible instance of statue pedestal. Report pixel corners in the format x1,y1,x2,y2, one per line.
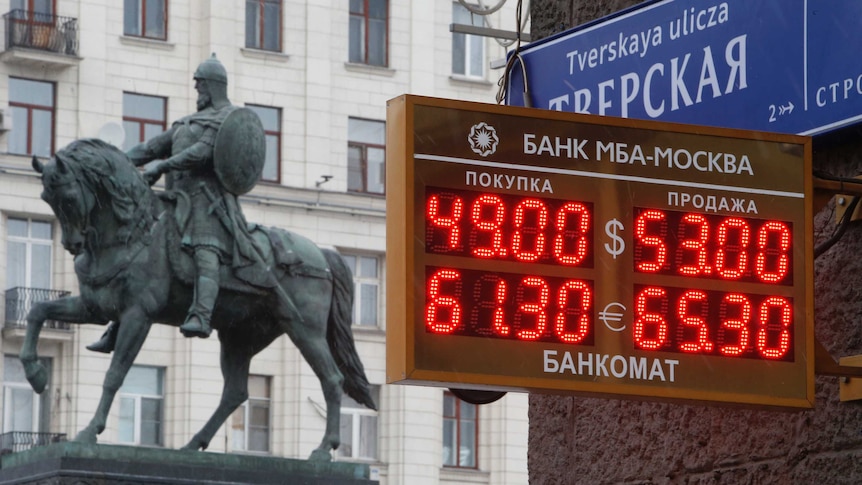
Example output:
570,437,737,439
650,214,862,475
0,442,377,484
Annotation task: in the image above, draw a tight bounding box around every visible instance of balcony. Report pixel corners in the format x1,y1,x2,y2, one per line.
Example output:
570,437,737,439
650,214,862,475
4,287,72,337
0,431,66,455
1,9,80,68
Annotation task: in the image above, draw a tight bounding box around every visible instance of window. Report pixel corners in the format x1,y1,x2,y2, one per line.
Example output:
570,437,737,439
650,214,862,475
246,105,281,182
9,78,55,157
452,2,485,78
341,253,380,327
337,385,378,460
122,93,167,151
442,392,477,468
245,0,281,51
2,355,50,434
6,218,52,291
230,375,270,453
347,118,385,194
349,0,388,66
123,0,167,40
118,366,164,446
9,1,54,52
10,0,53,16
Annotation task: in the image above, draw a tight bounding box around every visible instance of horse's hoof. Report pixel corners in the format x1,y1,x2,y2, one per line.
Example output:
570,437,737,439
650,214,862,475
308,448,332,462
23,362,47,394
181,434,208,451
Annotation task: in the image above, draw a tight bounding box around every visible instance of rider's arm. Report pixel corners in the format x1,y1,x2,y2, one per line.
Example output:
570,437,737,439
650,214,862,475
127,128,173,167
151,125,216,174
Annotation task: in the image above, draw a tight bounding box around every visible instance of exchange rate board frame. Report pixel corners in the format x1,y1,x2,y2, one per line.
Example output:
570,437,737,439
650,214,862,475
386,95,814,409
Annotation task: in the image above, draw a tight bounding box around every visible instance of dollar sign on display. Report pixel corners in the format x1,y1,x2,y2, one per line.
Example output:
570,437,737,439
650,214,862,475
604,219,625,259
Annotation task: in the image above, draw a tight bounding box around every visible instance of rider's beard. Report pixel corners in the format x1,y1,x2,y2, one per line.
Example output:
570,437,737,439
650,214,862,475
197,92,212,111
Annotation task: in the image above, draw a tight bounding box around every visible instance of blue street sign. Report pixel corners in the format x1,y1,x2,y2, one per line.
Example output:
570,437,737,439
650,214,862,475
506,0,862,135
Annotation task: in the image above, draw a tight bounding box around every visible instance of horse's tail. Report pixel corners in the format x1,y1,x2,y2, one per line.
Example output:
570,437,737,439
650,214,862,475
322,249,377,410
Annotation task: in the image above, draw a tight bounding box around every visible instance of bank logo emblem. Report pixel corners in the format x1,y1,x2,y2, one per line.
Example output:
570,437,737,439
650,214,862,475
468,122,499,157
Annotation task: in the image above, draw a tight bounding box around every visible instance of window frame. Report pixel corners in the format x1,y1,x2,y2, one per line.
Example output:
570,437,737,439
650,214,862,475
347,117,386,195
8,77,56,157
123,0,168,41
117,365,164,447
348,0,389,67
451,2,486,79
337,385,379,461
122,92,167,151
245,104,282,183
245,0,282,52
340,253,382,328
10,0,54,17
230,374,271,454
2,355,49,434
442,391,479,469
5,217,53,291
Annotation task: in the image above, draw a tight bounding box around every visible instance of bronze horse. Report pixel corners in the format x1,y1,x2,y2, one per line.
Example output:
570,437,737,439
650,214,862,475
21,138,375,461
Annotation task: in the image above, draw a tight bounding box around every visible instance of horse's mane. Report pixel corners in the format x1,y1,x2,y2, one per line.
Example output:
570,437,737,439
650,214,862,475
52,138,157,244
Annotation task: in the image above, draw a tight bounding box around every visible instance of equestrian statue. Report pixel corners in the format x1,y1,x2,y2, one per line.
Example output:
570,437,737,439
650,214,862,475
20,54,375,461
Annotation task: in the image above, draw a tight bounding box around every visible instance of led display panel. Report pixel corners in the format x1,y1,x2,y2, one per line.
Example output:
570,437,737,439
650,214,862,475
386,95,814,409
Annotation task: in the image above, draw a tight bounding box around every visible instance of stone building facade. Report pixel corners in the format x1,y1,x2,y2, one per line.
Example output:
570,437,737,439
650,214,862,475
0,1,528,484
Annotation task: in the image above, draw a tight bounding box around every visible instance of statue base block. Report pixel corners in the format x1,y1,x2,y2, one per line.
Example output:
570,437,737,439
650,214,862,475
0,442,377,484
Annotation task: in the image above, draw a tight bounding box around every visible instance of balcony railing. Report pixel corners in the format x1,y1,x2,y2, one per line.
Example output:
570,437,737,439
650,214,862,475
5,287,71,331
3,9,78,56
0,431,66,455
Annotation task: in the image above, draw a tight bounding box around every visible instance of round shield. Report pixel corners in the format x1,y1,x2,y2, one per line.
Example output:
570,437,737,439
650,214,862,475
213,107,266,195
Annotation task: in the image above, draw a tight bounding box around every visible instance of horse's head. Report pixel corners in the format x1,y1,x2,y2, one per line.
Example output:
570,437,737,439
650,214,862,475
32,154,95,255
32,139,153,256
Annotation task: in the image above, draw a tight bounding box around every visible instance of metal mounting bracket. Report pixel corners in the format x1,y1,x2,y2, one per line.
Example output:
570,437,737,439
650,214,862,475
837,354,862,401
812,175,862,395
815,340,862,378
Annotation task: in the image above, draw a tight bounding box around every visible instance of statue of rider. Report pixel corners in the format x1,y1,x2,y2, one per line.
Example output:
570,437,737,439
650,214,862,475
88,53,267,352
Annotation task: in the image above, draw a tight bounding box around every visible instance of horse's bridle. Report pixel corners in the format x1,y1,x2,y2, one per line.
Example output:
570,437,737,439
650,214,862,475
45,171,95,246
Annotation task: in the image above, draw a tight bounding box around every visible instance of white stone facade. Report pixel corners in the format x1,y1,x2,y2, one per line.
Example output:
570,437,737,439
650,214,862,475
0,1,528,484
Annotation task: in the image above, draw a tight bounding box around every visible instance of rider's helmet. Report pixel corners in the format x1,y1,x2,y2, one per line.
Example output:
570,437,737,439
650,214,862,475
194,53,228,85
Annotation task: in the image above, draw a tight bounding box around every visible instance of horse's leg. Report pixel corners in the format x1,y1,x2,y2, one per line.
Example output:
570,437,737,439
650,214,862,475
181,329,262,451
76,305,152,443
20,296,97,393
286,326,344,462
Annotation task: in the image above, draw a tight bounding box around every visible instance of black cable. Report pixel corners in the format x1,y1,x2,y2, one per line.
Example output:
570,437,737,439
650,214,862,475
815,195,860,259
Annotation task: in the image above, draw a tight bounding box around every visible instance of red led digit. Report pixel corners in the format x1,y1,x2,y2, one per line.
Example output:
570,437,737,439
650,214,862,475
493,278,510,336
677,213,711,276
756,296,792,359
425,269,462,334
511,199,548,262
715,217,750,280
470,194,507,258
515,276,550,340
426,193,463,250
634,209,668,273
633,286,669,350
755,221,791,284
553,202,591,266
718,293,751,356
554,280,592,344
632,207,794,285
427,266,595,345
677,289,714,353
